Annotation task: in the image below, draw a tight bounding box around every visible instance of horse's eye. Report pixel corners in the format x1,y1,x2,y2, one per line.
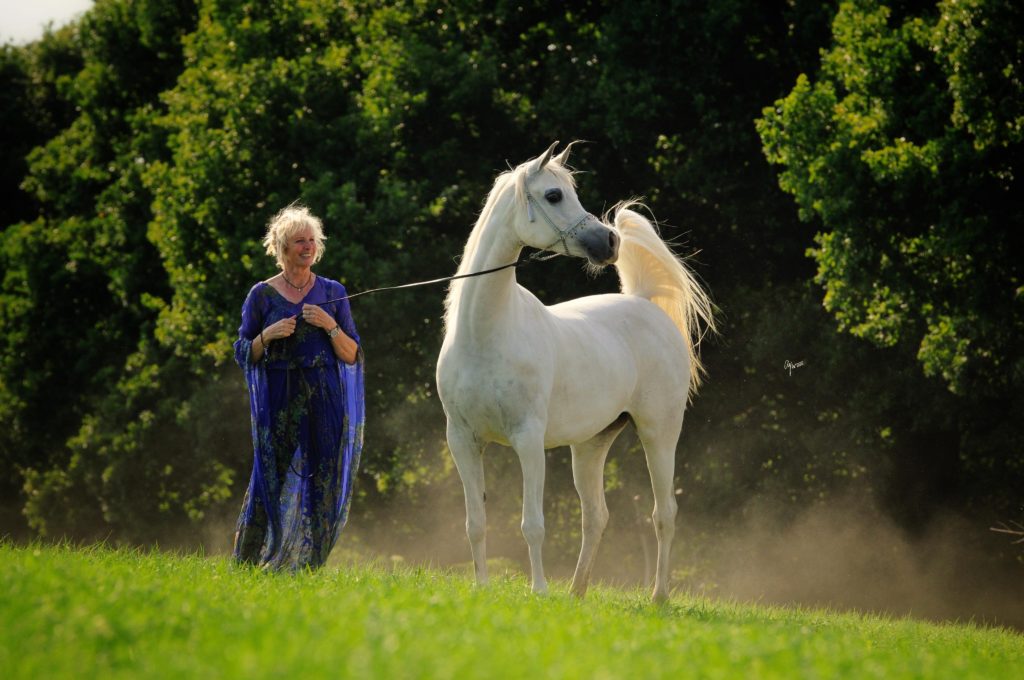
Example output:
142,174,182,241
544,188,563,204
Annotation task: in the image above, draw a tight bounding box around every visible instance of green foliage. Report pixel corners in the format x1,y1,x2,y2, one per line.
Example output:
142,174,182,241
1,0,1019,550
3,543,1022,678
758,0,1023,396
757,0,1024,517
0,0,204,536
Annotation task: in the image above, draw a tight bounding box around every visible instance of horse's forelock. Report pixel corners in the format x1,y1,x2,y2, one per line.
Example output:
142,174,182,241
514,156,576,202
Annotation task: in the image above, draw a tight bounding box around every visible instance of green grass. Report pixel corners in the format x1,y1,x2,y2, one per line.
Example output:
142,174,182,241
1,542,1021,679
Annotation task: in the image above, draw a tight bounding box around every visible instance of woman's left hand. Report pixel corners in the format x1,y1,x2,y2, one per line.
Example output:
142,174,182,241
301,304,332,329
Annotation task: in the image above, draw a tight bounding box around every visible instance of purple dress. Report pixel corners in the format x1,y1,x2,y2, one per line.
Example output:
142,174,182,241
232,276,365,570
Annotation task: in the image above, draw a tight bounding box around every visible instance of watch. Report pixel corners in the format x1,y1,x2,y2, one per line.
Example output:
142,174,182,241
327,325,342,339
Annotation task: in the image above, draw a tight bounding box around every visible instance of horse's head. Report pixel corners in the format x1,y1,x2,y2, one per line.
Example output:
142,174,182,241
514,142,619,266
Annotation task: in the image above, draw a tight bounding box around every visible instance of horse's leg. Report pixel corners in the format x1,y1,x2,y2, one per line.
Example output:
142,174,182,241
569,417,628,598
636,416,683,603
510,427,548,595
447,423,488,586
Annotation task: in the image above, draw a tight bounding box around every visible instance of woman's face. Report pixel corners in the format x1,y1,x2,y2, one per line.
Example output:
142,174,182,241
283,228,317,269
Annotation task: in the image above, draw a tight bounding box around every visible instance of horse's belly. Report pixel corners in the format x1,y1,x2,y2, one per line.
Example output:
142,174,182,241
541,371,636,447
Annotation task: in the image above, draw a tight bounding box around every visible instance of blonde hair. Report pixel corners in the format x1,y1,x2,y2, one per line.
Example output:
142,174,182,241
262,204,327,269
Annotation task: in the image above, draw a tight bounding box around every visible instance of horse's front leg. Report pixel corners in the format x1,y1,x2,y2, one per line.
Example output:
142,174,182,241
447,423,488,586
510,427,548,595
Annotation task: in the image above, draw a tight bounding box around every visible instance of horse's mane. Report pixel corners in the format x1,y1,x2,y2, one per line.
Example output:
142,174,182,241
443,157,576,328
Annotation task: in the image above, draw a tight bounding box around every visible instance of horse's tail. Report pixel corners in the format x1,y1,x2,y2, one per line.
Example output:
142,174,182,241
612,203,716,401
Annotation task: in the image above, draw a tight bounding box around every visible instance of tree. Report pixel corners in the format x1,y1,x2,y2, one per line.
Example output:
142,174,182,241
3,0,202,538
758,0,1023,515
9,0,1017,554
758,0,1022,395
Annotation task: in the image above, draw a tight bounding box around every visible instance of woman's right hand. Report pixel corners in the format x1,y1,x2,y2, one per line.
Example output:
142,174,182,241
263,315,297,341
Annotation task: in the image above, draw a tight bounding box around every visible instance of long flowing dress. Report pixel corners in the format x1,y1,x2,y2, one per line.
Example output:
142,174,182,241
231,276,365,570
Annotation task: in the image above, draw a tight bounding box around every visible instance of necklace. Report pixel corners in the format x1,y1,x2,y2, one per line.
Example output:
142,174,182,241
281,271,312,291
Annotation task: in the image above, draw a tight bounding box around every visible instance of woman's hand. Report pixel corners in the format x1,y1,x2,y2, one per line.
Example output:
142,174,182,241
301,304,332,330
303,303,357,363
263,315,297,341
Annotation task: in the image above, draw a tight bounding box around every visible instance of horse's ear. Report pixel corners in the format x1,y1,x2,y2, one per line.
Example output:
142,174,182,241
553,141,574,167
529,141,560,175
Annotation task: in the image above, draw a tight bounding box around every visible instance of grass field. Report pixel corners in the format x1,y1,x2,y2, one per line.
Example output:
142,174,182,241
1,542,1021,679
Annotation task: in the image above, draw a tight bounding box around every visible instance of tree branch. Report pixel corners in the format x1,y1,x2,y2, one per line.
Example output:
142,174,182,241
990,521,1024,545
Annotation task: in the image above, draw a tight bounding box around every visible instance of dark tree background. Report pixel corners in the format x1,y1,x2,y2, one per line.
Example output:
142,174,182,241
1,0,1020,578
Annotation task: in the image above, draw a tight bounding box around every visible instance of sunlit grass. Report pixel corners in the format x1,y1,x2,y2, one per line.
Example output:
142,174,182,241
1,541,1020,678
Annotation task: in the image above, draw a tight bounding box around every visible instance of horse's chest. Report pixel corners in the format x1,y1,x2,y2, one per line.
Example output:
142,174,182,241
438,351,548,438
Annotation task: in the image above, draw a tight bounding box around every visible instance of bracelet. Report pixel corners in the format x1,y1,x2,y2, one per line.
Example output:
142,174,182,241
259,330,266,347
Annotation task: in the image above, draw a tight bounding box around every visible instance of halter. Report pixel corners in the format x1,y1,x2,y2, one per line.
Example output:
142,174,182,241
525,189,599,258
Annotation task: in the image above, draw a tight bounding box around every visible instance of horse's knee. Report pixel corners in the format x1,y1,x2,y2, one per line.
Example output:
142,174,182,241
652,499,677,534
582,504,609,535
521,518,545,545
466,517,486,544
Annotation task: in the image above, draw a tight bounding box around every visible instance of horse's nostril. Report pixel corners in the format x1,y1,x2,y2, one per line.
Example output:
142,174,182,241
608,230,619,251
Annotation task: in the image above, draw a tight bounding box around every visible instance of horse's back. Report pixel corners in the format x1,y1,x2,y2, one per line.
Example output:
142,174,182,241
549,293,689,369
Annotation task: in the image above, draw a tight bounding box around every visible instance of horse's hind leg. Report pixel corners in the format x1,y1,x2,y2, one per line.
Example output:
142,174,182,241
447,423,488,586
570,415,628,598
635,414,684,603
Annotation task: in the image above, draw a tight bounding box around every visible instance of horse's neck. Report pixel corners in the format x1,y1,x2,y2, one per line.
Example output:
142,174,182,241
453,213,525,341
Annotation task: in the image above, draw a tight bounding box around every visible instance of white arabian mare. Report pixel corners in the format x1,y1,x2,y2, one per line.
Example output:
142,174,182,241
436,142,715,602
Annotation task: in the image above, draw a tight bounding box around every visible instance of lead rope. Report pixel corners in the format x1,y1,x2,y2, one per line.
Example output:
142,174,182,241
313,246,559,307
314,186,602,307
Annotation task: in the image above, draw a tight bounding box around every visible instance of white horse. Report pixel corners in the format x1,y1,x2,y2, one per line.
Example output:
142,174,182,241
436,142,715,602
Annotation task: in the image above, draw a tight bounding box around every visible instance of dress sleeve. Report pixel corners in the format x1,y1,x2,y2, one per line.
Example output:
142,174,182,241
233,283,265,369
329,282,361,348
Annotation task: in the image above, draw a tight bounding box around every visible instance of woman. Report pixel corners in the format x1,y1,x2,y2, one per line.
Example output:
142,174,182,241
232,204,364,570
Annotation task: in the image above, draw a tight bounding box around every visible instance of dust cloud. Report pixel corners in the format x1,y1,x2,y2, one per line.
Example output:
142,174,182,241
192,413,1023,631
667,496,1024,629
327,480,1024,631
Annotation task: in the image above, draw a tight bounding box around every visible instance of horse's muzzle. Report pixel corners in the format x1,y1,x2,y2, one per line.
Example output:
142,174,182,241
581,224,619,265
